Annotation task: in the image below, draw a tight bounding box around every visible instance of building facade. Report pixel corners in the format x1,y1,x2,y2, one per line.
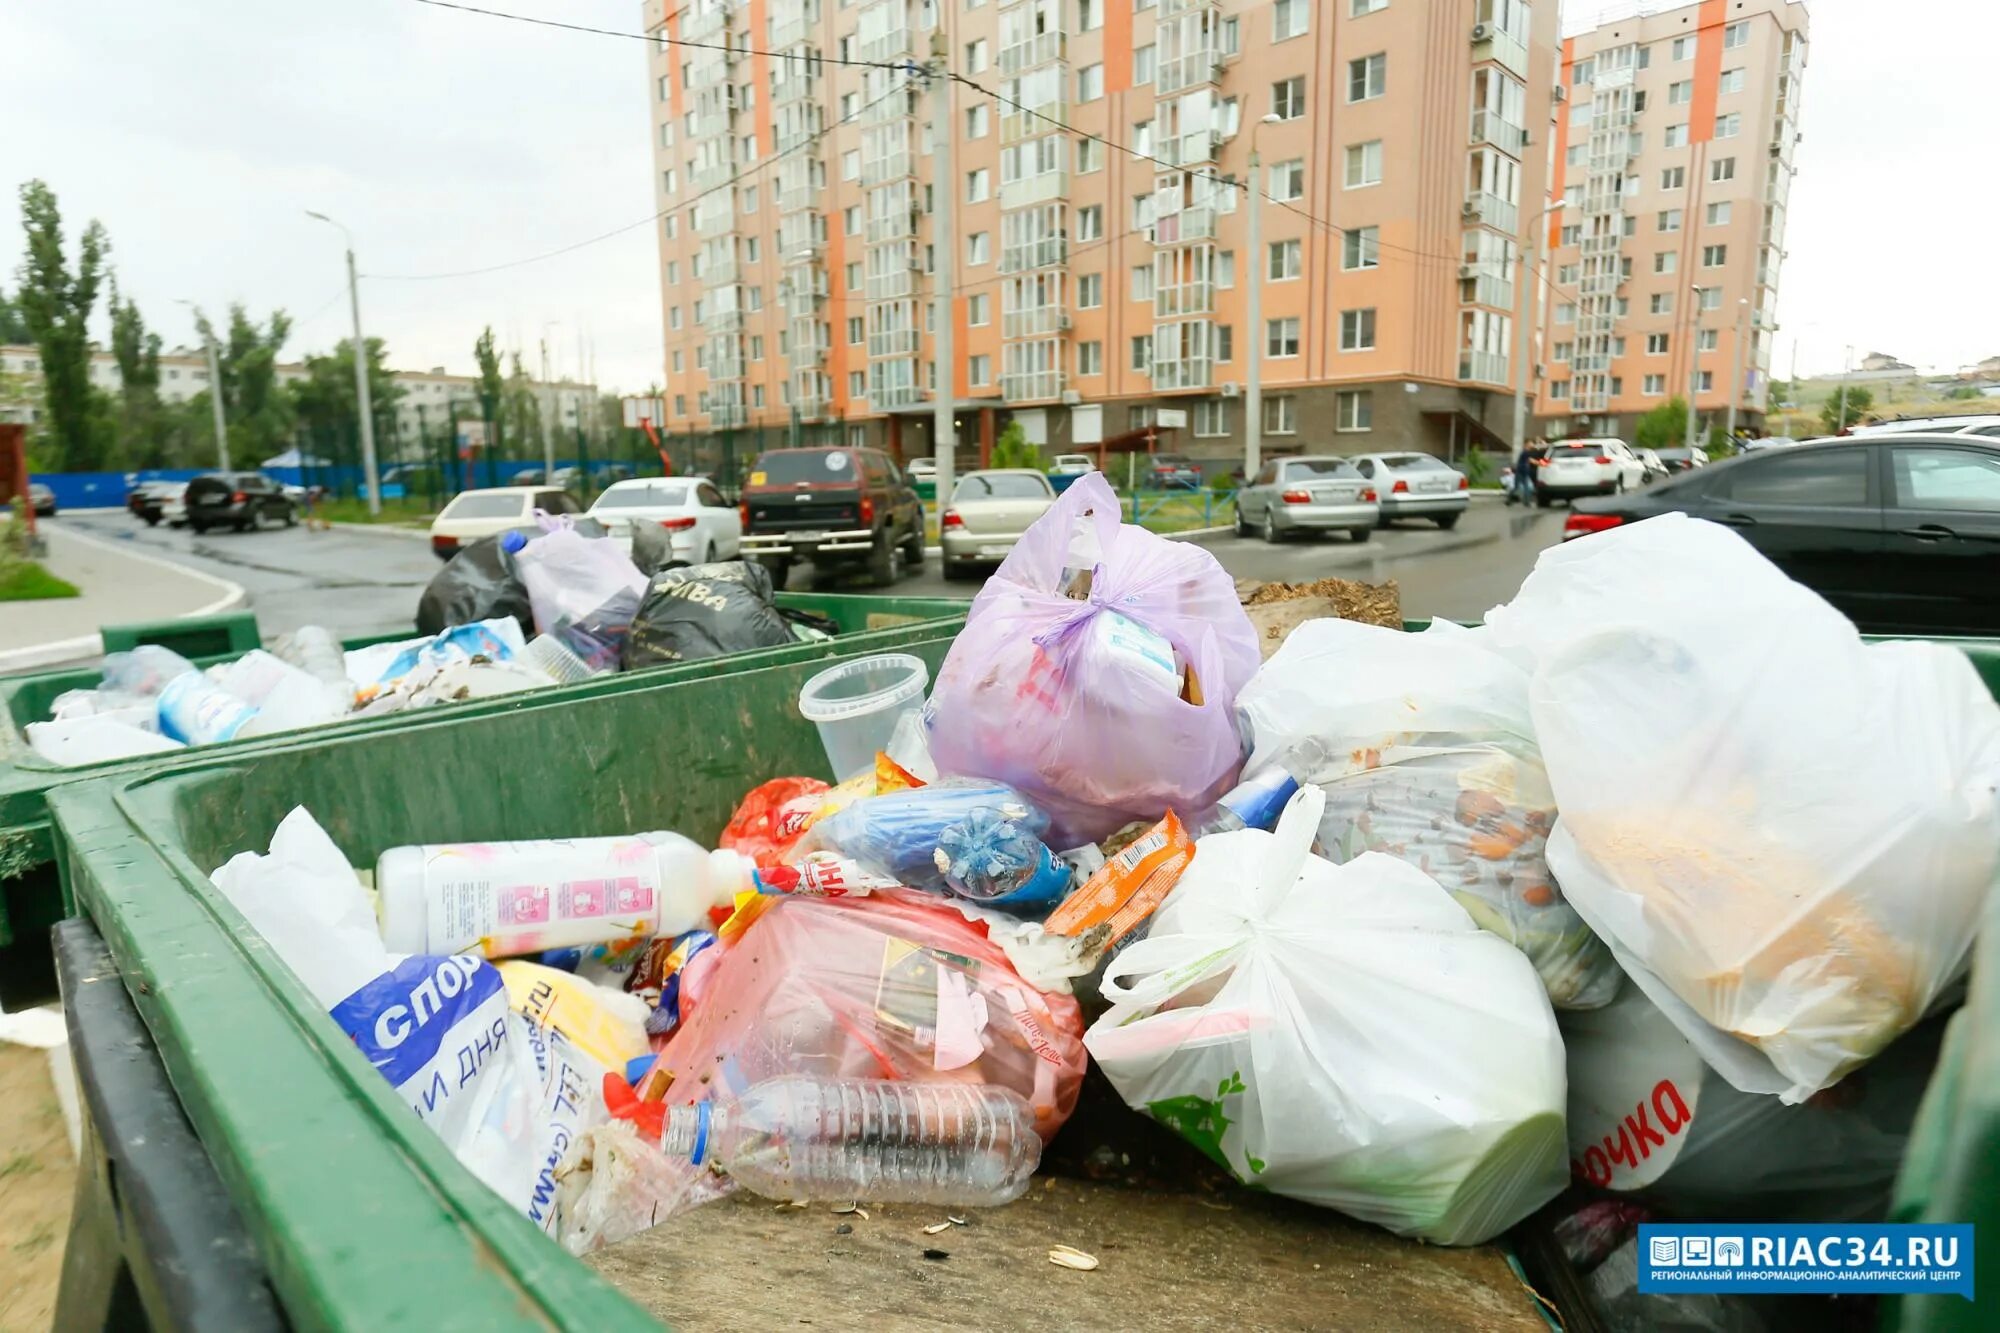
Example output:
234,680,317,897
645,0,1561,473
1534,0,1807,442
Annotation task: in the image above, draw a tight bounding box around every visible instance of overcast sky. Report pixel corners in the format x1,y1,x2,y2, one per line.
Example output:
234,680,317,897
2,0,1993,390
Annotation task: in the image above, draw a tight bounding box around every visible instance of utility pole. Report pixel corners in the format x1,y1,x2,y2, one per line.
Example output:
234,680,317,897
307,211,381,515
1685,287,1703,451
177,300,231,471
1512,198,1568,457
1726,298,1750,442
540,321,561,480
1244,115,1279,480
1836,344,1854,433
928,38,956,518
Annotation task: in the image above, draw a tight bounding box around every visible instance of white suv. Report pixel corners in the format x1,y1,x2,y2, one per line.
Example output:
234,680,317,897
1534,438,1648,505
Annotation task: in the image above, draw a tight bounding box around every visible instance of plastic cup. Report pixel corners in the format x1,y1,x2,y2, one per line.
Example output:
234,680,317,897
797,653,930,781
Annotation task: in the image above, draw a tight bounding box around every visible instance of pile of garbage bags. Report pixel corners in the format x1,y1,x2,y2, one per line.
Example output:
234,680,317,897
203,490,2000,1275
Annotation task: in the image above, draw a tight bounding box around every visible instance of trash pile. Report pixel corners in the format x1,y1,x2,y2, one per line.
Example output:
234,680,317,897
24,516,830,767
203,482,2000,1307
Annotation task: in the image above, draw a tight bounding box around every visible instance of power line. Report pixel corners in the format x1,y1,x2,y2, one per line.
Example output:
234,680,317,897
410,0,915,72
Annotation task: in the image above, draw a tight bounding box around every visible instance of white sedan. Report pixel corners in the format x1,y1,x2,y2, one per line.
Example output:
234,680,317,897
586,477,742,565
429,485,583,560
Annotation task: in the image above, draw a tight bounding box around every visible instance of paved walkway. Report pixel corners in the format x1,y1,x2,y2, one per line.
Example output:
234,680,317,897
0,523,243,672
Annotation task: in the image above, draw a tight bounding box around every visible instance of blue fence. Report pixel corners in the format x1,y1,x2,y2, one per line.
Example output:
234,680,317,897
27,469,206,510
28,458,655,513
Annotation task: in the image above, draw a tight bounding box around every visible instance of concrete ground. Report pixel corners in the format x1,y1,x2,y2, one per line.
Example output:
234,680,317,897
0,521,242,663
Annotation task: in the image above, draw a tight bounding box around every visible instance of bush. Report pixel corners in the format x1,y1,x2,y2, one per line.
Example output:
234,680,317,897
1208,471,1238,496
1462,449,1497,487
989,422,1042,471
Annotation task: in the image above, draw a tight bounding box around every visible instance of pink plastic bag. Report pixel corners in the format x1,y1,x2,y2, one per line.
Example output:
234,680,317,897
924,472,1259,846
509,514,648,671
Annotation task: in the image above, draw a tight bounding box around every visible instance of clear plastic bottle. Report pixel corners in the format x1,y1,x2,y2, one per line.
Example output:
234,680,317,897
98,645,197,699
273,626,356,700
662,1077,1042,1207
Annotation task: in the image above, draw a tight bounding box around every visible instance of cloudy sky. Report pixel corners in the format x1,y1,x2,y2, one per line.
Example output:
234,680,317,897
2,0,1993,391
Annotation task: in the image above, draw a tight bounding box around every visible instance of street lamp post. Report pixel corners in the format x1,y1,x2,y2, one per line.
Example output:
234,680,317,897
1243,112,1282,481
306,211,382,516
540,321,562,480
176,299,231,471
1726,298,1751,442
1836,344,1855,433
1512,197,1569,457
1685,286,1704,451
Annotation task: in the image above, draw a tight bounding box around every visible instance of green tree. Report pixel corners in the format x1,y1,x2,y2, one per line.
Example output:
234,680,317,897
1634,396,1691,451
1945,385,1982,401
473,325,504,458
108,277,170,467
0,285,30,343
989,421,1040,470
287,338,405,489
502,351,542,465
13,180,112,469
198,304,296,463
1821,385,1874,434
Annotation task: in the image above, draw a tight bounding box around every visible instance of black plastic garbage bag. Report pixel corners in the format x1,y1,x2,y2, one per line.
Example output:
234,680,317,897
622,560,800,668
417,518,674,635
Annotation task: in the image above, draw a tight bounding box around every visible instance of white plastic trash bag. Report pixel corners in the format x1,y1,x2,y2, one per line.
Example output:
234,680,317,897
1084,787,1569,1246
1487,514,2000,1102
509,516,647,673
1240,616,1620,1010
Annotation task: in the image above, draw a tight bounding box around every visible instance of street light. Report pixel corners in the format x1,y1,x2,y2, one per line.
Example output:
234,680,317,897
1726,297,1751,443
540,320,563,479
1511,196,1569,457
175,298,231,471
305,210,382,516
1686,286,1704,450
1243,112,1283,480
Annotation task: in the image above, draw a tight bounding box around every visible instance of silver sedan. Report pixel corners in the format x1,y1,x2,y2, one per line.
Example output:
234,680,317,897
1348,452,1470,529
941,468,1059,578
1234,457,1380,543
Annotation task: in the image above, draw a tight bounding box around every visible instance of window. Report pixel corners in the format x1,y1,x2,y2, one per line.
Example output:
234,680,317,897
1668,79,1693,106
1662,166,1685,190
848,371,865,397
1267,318,1301,358
1664,124,1688,149
1342,226,1379,271
841,92,860,119
1216,324,1234,361
1894,447,2000,512
1077,139,1104,173
1222,16,1241,55
1698,286,1722,311
1566,144,1584,167
1557,263,1579,285
1348,54,1386,102
1270,159,1305,202
1654,251,1677,275
1715,112,1741,139
1702,244,1728,267
1272,76,1306,120
743,237,760,264
1077,341,1103,375
964,38,988,74
1572,57,1595,85
1638,374,1664,395
1706,201,1732,226
1696,370,1715,391
968,292,990,326
665,260,678,283
968,354,991,387
1216,251,1236,288
669,305,683,330
1194,399,1230,437
1274,0,1309,41
1726,449,1868,507
1336,390,1373,431
1077,205,1104,241
841,149,861,180
966,105,989,139
1671,35,1694,61
661,168,677,194
1340,308,1377,351
1345,140,1383,188
1712,156,1736,182
1078,63,1104,102
1650,292,1674,315
1352,0,1385,13
1723,20,1749,50
1131,265,1155,302
847,316,864,345
752,385,766,409
1078,0,1102,29
1077,273,1103,308
1658,209,1683,232
674,394,687,416
1131,335,1153,372
1264,395,1297,434
671,350,684,374
1549,380,1570,401
1560,223,1582,246
845,261,862,289
1134,44,1157,84
1555,302,1576,325
1263,240,1301,281
966,231,990,265
1646,333,1670,355
1133,122,1154,157
1697,328,1719,352
966,169,990,203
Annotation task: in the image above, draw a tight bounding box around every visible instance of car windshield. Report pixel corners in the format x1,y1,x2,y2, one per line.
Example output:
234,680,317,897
754,450,857,483
594,483,690,509
954,473,1050,501
1381,454,1452,471
441,492,527,520
1282,459,1361,481
1551,445,1604,457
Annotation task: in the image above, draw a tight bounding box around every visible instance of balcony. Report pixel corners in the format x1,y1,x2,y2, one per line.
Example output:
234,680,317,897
777,212,823,255
1001,102,1068,147
681,3,730,44
1470,109,1527,155
1459,272,1513,309
1155,281,1214,320
776,171,820,216
1458,350,1509,385
866,206,918,245
1157,47,1222,98
1152,206,1216,246
775,110,824,155
999,236,1067,275
688,106,734,141
1003,306,1065,340
999,368,1064,403
856,22,911,66
1572,351,1611,374
684,53,734,94
704,306,745,335
710,401,749,429
861,149,914,187
999,168,1067,211
694,202,736,238
1470,23,1528,80
998,31,1065,77
1156,131,1223,169
790,314,828,358
867,326,920,359
781,270,827,316
864,258,917,302
771,68,816,106
864,84,919,123
702,255,742,288
690,158,736,193
1463,192,1518,234
768,9,811,50
793,390,830,422
871,371,925,409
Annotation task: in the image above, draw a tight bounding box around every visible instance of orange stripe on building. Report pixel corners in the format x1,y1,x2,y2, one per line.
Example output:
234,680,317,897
827,226,850,413
1104,0,1133,94
666,7,682,122
1548,37,1575,250
750,0,775,160
1689,0,1727,141
952,295,970,399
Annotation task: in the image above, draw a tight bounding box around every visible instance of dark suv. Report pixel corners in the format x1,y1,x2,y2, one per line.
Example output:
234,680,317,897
738,447,925,587
186,472,295,533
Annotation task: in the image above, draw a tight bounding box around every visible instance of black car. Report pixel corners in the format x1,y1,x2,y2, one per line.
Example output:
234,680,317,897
1652,446,1709,476
27,482,57,517
737,446,925,587
185,472,295,533
1564,433,2000,635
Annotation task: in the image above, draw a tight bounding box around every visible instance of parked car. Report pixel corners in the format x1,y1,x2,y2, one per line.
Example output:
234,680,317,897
185,472,295,534
1636,448,1669,485
25,482,56,517
427,485,583,560
906,458,937,483
940,469,1059,579
1563,432,2000,634
126,480,179,525
1532,439,1648,505
1147,454,1204,490
160,483,189,528
1652,446,1709,476
1234,457,1379,543
1049,454,1095,478
1737,436,1798,452
585,477,741,565
737,446,925,588
1851,414,2000,440
1348,453,1471,528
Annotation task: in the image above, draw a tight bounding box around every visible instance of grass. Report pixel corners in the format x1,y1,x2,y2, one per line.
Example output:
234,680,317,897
313,496,437,527
0,561,79,601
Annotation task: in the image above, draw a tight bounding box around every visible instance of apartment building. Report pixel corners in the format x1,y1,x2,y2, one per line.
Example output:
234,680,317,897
1535,0,1807,441
645,0,1561,469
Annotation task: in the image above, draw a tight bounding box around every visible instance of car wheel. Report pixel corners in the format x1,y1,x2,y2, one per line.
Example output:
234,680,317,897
757,556,792,590
1261,510,1282,544
1614,476,1627,495
1535,492,1551,510
234,517,252,533
700,543,715,565
942,560,974,583
868,531,901,587
190,520,208,535
1234,502,1252,537
1350,526,1371,544
143,515,159,527
1435,512,1461,531
284,505,298,528
900,521,926,567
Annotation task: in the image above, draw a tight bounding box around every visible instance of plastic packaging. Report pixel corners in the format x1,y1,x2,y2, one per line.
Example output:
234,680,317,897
1045,810,1195,951
1240,617,1621,1010
804,780,1068,912
925,472,1262,846
273,625,354,699
98,645,197,699
156,671,261,744
718,777,831,867
933,806,1073,911
345,618,529,694
376,832,751,958
504,519,648,672
217,650,351,734
660,1077,1042,1206
1177,766,1303,839
622,560,796,670
1485,514,2000,1099
523,634,602,684
797,653,930,781
1085,787,1569,1246
26,713,185,766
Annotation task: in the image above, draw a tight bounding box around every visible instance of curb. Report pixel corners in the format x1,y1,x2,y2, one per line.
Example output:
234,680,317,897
328,522,432,540
0,526,247,673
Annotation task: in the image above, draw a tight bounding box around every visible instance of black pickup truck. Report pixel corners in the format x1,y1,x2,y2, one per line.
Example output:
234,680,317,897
737,446,925,588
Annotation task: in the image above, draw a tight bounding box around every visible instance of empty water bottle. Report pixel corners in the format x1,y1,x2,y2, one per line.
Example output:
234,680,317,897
661,1077,1042,1207
274,626,354,698
98,645,197,699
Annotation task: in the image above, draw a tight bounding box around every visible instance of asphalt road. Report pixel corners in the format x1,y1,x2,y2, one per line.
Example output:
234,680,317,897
60,497,1566,640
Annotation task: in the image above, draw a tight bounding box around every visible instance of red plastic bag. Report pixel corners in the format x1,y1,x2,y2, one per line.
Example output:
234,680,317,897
718,777,828,867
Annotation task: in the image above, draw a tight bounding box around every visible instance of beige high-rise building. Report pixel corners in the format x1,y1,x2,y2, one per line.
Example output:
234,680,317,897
643,0,1561,473
1534,0,1807,442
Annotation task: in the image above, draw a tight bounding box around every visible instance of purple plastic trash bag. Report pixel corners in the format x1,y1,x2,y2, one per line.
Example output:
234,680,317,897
923,472,1259,847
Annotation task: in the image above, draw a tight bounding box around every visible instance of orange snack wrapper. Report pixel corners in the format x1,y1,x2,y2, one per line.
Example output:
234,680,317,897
1045,810,1194,947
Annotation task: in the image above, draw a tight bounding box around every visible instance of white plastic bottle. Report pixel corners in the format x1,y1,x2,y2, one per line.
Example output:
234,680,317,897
156,672,261,744
662,1077,1042,1206
376,833,755,959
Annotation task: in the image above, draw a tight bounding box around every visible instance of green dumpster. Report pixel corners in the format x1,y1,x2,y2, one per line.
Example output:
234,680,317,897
0,593,968,1007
